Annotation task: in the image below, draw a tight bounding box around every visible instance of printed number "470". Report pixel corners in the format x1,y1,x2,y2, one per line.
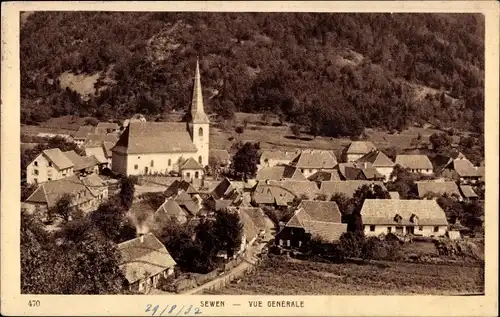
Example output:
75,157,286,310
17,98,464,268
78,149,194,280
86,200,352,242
28,300,40,307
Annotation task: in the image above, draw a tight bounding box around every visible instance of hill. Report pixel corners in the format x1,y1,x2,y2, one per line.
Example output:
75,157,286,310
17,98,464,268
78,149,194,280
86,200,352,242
20,12,484,137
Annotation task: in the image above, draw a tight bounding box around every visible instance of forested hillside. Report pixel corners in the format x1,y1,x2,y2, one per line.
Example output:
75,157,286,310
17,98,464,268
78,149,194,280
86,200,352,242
20,12,484,137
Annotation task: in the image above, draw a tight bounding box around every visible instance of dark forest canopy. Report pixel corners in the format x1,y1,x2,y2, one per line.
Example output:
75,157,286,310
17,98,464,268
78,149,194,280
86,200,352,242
21,12,484,137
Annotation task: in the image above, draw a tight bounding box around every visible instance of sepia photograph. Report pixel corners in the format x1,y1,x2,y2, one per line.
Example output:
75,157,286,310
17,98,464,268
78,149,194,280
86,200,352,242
2,1,499,316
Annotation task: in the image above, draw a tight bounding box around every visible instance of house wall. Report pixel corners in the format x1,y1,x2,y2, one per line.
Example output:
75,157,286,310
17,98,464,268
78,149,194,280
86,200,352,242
346,154,365,163
364,224,447,237
181,168,204,182
26,154,74,184
115,152,203,176
410,168,433,175
375,167,394,182
190,123,210,168
111,152,128,176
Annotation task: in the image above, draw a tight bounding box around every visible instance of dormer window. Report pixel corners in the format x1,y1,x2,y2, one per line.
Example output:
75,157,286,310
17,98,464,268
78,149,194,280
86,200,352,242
394,214,403,223
410,213,419,224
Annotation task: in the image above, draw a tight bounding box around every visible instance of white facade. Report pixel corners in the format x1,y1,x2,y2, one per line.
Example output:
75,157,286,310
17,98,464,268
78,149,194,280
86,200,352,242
26,154,74,184
411,168,433,175
113,152,198,176
346,153,365,163
190,123,210,168
364,224,447,237
375,167,394,182
181,167,204,182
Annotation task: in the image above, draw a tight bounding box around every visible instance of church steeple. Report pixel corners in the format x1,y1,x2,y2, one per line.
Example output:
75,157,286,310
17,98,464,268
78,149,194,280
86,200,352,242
190,57,210,124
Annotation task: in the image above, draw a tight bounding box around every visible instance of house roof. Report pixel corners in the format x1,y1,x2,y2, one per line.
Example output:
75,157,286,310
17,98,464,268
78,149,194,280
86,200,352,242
239,210,259,243
477,166,485,182
84,146,108,164
416,181,462,198
459,185,478,198
211,178,234,200
180,157,204,170
102,141,115,158
112,122,197,154
80,173,107,196
96,122,120,130
209,149,230,163
319,180,386,199
165,180,198,197
452,159,480,177
307,170,342,182
361,199,448,226
252,181,295,205
289,150,337,169
83,132,119,148
173,191,199,216
63,150,98,171
297,200,342,223
74,126,96,139
256,166,307,181
42,148,74,170
395,155,433,170
235,207,268,232
389,191,400,200
284,207,346,242
346,141,376,155
268,180,319,200
214,199,234,211
25,175,94,208
337,163,365,180
117,233,176,284
359,164,384,180
356,150,394,167
155,198,187,221
260,150,300,163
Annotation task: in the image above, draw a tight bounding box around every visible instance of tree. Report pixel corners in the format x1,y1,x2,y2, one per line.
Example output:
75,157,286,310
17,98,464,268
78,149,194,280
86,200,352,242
330,193,354,222
119,176,135,210
230,142,260,180
347,184,390,233
387,164,420,199
429,132,452,155
235,126,244,139
208,156,222,178
52,193,74,222
212,209,243,258
90,201,129,243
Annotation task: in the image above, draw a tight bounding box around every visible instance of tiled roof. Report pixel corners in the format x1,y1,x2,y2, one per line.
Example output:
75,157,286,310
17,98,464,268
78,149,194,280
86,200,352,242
155,199,187,221
359,164,384,180
477,166,485,182
459,185,478,198
173,191,199,216
289,150,337,169
260,150,301,163
346,141,376,154
42,148,74,170
268,180,319,200
356,150,394,167
25,175,94,208
307,170,342,182
112,122,197,154
337,163,365,180
209,149,230,164
102,141,115,158
63,150,98,171
416,181,462,198
214,199,233,211
165,180,198,197
252,182,295,205
319,180,386,199
96,122,120,130
117,233,176,284
211,178,233,200
85,146,108,164
80,174,107,196
74,126,96,139
389,191,400,200
452,159,480,177
395,155,433,170
297,200,342,223
84,133,120,148
361,199,448,226
180,157,204,170
302,221,347,242
236,207,268,232
256,166,307,181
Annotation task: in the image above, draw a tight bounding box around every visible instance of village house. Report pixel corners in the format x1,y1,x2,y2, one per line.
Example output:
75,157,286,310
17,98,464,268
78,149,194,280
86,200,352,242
344,141,377,162
85,141,114,169
360,199,448,237
23,174,105,220
111,60,210,176
459,185,479,201
165,180,198,198
395,154,434,175
318,180,387,200
155,198,191,224
259,150,301,168
81,173,108,201
26,148,75,184
118,233,176,294
442,156,481,184
96,121,120,134
252,180,319,207
355,150,395,182
255,165,307,182
288,150,338,178
275,200,347,248
73,126,96,146
415,181,462,200
179,157,205,185
63,150,99,176
209,149,231,167
336,163,367,180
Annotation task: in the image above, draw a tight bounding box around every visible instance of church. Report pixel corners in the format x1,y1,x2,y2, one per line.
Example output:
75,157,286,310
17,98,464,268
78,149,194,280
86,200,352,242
111,59,210,177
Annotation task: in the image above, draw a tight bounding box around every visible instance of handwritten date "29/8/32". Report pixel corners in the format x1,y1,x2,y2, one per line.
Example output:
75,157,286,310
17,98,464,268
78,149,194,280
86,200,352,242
145,304,202,316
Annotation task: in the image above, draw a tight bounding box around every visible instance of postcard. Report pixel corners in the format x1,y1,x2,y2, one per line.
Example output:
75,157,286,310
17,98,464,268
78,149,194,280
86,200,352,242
1,1,498,316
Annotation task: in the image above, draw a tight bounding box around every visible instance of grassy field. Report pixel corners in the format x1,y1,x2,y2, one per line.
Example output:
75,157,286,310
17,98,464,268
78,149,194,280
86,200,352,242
204,255,484,295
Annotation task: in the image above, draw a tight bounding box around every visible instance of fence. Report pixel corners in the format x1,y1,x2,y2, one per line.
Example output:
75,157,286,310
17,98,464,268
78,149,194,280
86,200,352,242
137,175,180,187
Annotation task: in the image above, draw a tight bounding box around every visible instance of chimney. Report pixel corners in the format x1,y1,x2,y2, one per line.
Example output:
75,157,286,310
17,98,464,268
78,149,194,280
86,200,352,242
139,233,144,243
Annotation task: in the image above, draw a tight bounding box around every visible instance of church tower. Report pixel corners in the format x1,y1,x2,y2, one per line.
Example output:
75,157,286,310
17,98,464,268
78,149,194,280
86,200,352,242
188,58,210,168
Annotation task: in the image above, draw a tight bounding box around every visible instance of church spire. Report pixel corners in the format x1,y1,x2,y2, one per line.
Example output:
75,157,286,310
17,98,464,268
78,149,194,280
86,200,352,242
190,57,209,123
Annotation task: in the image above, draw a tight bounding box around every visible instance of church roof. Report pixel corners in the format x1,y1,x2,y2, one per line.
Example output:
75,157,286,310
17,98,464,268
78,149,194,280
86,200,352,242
188,58,210,124
112,122,197,154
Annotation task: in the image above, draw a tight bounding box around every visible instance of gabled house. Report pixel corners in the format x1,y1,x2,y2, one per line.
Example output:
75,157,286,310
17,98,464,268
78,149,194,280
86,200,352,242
81,173,108,201
96,122,120,134
73,126,96,146
442,156,481,184
415,181,462,200
155,198,190,224
288,150,338,178
179,157,204,184
355,150,395,182
344,141,377,162
275,200,347,248
395,154,434,175
256,165,307,182
361,199,448,237
259,150,301,168
26,148,75,185
337,163,367,181
63,150,99,176
85,141,114,169
318,180,387,200
24,175,103,220
164,180,198,198
172,190,201,218
118,233,176,294
459,185,479,201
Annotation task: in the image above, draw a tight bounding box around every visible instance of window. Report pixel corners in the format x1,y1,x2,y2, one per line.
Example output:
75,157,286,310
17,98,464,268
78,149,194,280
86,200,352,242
198,156,202,164
370,225,375,232
34,178,38,184
195,171,199,179
419,226,423,231
138,156,141,159
34,161,38,167
134,164,138,170
198,127,203,137
387,227,392,233
33,169,39,175
150,160,154,167
186,172,190,178
433,226,439,232
48,162,52,167
48,178,51,181
168,159,171,166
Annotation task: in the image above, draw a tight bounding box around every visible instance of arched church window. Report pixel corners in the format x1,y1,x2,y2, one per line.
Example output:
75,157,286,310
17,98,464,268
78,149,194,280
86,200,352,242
195,171,199,179
168,159,171,166
198,127,203,137
198,156,202,164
